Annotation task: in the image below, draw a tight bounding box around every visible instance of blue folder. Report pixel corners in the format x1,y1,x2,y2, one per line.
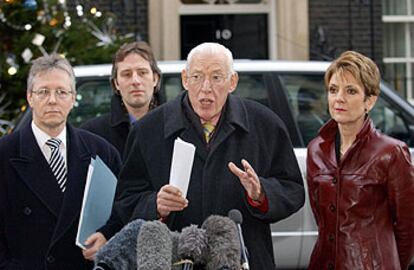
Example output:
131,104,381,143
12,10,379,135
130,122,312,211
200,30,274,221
76,156,117,249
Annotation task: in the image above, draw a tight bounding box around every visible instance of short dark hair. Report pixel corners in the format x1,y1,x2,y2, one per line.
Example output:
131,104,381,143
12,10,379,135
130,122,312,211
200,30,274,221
110,41,161,108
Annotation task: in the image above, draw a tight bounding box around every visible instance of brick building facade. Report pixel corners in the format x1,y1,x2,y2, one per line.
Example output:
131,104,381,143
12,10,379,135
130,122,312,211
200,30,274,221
309,0,383,65
67,0,383,66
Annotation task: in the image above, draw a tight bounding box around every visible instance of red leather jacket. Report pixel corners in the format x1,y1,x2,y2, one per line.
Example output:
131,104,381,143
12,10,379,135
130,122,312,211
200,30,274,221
307,118,414,270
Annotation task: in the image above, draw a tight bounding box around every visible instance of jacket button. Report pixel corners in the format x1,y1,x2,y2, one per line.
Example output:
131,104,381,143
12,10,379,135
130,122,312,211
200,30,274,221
328,233,335,241
329,204,336,212
332,177,337,184
328,263,334,270
23,207,32,216
46,255,55,263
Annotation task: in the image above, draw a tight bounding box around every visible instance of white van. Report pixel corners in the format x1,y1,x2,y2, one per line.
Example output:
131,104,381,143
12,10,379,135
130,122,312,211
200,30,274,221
17,60,414,268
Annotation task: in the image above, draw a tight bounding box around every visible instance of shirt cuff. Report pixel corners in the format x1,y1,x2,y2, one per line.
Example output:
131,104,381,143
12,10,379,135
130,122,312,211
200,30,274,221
246,192,269,213
159,216,168,223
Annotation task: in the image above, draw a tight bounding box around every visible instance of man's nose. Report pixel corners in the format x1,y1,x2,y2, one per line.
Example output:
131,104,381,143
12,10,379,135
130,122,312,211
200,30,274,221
47,92,58,103
132,72,142,84
201,77,212,92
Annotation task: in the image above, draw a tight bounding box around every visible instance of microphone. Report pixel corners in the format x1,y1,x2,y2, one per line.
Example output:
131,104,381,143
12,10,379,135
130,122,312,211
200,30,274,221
177,224,208,270
201,215,241,270
228,209,250,270
94,218,145,270
136,220,173,270
170,230,181,264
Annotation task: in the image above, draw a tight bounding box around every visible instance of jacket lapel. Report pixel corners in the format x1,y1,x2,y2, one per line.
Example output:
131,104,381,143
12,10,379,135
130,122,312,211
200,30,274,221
10,123,63,217
209,95,249,157
50,125,92,246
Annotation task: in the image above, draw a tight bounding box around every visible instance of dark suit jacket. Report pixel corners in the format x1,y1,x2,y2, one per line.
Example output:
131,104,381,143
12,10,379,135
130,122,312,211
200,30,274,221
116,92,305,270
80,94,130,158
0,122,121,270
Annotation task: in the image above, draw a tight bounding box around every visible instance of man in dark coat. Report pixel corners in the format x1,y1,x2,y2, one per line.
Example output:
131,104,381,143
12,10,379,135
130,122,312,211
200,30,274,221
115,42,305,269
80,41,161,157
0,54,121,270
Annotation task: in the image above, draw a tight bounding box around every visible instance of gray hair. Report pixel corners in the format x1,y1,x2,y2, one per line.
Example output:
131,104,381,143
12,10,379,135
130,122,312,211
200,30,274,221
27,53,76,93
185,42,234,74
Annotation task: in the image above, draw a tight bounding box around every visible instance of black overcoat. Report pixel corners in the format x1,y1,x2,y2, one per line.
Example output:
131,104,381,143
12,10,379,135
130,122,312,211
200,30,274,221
0,122,121,270
80,94,130,157
116,92,305,269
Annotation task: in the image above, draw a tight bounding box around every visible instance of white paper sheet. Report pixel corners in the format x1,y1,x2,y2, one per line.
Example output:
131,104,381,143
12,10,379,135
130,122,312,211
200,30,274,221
169,137,196,198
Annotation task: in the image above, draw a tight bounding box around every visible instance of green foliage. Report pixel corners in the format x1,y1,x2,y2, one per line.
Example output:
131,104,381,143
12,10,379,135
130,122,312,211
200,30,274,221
0,0,133,122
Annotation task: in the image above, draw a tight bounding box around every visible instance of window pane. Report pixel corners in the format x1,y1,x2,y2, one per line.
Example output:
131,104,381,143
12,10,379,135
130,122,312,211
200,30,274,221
71,80,112,126
411,63,414,98
162,75,184,102
280,74,328,146
383,63,407,97
383,23,406,57
410,23,414,56
412,0,414,14
233,73,268,106
382,0,407,15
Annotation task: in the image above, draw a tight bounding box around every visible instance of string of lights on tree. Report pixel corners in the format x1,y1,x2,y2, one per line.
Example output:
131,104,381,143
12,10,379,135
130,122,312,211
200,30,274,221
1,0,119,76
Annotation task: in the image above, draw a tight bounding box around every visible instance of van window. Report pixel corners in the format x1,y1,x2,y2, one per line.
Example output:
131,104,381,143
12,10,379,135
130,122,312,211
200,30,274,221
162,75,183,102
280,74,328,145
70,80,112,126
371,97,410,143
234,73,268,106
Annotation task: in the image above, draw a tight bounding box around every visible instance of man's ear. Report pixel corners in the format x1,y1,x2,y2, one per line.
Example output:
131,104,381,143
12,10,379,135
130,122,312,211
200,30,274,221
71,91,76,108
153,73,160,88
113,78,120,90
181,69,189,91
229,72,239,93
27,91,33,107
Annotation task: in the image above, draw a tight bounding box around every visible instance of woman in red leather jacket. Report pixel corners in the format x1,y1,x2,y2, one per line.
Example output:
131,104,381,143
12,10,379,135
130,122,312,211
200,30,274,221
307,51,414,270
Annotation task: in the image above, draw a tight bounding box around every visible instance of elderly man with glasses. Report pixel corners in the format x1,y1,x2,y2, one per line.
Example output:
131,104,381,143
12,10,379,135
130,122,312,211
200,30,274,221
114,42,305,269
0,54,121,269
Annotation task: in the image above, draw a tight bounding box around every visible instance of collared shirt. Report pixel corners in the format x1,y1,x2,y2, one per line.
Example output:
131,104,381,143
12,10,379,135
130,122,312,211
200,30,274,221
31,121,68,166
128,113,137,124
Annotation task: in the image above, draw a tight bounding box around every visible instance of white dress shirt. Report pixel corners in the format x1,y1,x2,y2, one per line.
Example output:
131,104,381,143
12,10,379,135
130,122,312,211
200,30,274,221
31,121,68,166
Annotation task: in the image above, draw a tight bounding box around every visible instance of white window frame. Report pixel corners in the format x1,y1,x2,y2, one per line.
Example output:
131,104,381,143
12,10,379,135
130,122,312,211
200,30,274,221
382,0,414,102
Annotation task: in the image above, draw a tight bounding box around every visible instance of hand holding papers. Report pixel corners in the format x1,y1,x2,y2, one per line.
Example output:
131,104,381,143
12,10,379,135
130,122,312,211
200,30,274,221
169,138,196,198
76,156,117,249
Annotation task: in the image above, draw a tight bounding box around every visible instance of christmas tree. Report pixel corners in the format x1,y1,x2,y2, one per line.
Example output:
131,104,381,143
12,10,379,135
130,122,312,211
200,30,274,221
0,0,133,134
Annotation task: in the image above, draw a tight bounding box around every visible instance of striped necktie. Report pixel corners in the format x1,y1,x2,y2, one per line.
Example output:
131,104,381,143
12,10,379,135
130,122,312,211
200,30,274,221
203,122,215,143
46,138,67,192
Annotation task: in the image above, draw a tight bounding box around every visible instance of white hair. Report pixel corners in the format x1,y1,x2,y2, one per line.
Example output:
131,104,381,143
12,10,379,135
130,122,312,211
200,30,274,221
185,42,234,74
